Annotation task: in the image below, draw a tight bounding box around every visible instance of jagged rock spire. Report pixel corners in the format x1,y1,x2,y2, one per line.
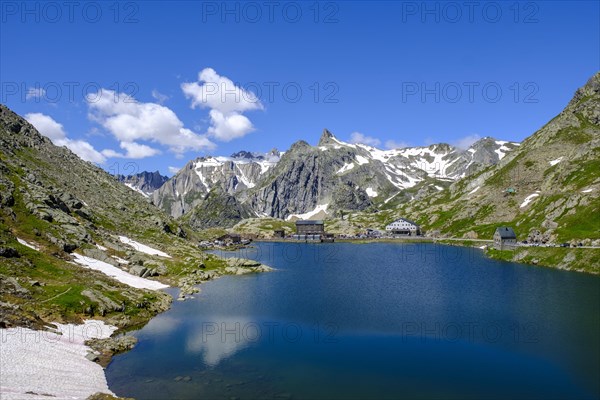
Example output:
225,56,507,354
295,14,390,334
318,129,337,146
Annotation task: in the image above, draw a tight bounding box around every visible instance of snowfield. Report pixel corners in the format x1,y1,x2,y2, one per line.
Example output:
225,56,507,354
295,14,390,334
118,236,172,258
520,191,541,208
286,204,329,221
366,187,378,197
336,162,355,174
355,155,370,165
0,320,117,400
73,253,168,290
125,182,150,198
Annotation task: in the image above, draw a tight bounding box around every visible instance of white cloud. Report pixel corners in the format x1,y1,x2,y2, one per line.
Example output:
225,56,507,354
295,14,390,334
151,89,169,104
25,113,106,164
26,87,46,100
349,132,381,147
25,113,65,141
206,109,255,142
87,89,215,157
453,134,481,149
168,166,181,174
102,142,161,159
182,68,263,141
384,140,409,149
182,68,262,114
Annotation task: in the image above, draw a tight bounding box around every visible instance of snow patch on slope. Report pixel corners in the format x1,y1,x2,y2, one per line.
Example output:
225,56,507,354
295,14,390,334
355,155,369,165
0,320,117,400
336,162,355,174
125,183,150,198
17,238,39,251
549,157,563,166
366,188,378,197
286,204,329,221
520,191,541,208
73,254,168,290
468,186,480,195
118,236,172,258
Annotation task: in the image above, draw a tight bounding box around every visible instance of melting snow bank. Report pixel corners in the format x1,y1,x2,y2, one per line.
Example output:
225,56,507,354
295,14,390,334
366,187,378,197
520,191,541,208
286,204,329,221
467,186,480,195
17,238,39,251
73,253,168,290
0,320,117,400
118,236,172,258
549,157,563,166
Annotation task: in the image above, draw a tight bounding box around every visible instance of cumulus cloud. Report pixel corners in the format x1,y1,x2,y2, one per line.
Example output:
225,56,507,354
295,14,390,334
349,131,381,147
168,166,181,174
87,89,215,157
453,134,481,149
384,140,410,150
25,113,106,164
206,109,255,142
102,142,161,159
181,68,263,141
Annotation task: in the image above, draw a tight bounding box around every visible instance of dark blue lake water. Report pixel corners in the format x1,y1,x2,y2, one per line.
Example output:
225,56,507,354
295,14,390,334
106,242,600,399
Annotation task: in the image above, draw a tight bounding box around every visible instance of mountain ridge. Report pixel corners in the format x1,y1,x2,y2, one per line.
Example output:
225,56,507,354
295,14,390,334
151,129,518,227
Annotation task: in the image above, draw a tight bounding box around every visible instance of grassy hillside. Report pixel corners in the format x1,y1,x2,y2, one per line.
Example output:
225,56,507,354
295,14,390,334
391,73,600,245
0,105,232,329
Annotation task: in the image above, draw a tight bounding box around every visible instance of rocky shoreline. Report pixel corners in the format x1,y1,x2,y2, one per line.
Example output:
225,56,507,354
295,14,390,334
177,257,274,301
0,251,273,400
85,256,274,398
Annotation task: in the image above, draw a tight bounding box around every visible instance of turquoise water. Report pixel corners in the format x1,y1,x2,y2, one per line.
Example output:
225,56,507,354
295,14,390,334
106,242,600,399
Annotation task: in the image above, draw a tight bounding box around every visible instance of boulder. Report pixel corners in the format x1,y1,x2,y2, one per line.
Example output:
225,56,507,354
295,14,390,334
542,219,559,230
63,243,78,253
129,266,147,277
0,247,19,258
463,231,478,239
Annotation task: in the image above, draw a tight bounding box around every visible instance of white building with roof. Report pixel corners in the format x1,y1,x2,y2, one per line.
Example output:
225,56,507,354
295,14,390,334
385,218,421,236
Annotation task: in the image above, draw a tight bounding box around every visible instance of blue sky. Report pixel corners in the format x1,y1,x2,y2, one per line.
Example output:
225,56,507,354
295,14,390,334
1,1,598,176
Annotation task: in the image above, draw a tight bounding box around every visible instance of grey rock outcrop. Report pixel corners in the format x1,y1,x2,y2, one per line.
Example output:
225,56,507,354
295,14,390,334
153,128,518,225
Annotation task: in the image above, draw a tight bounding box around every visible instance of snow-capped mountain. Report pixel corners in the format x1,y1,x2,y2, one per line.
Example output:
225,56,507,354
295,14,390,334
243,130,519,220
153,130,518,227
153,149,280,218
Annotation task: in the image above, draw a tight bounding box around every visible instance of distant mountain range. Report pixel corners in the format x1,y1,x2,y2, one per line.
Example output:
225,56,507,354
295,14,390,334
0,72,597,279
149,130,518,228
116,171,168,198
392,72,600,245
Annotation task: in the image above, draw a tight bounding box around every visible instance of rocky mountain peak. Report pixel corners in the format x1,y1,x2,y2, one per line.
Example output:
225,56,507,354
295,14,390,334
116,171,169,197
231,150,262,160
318,129,338,146
289,140,311,152
569,71,600,107
429,143,453,153
469,137,498,148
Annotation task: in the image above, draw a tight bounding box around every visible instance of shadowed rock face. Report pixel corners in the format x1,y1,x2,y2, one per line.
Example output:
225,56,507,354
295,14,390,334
154,127,518,224
116,171,168,197
180,188,255,230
